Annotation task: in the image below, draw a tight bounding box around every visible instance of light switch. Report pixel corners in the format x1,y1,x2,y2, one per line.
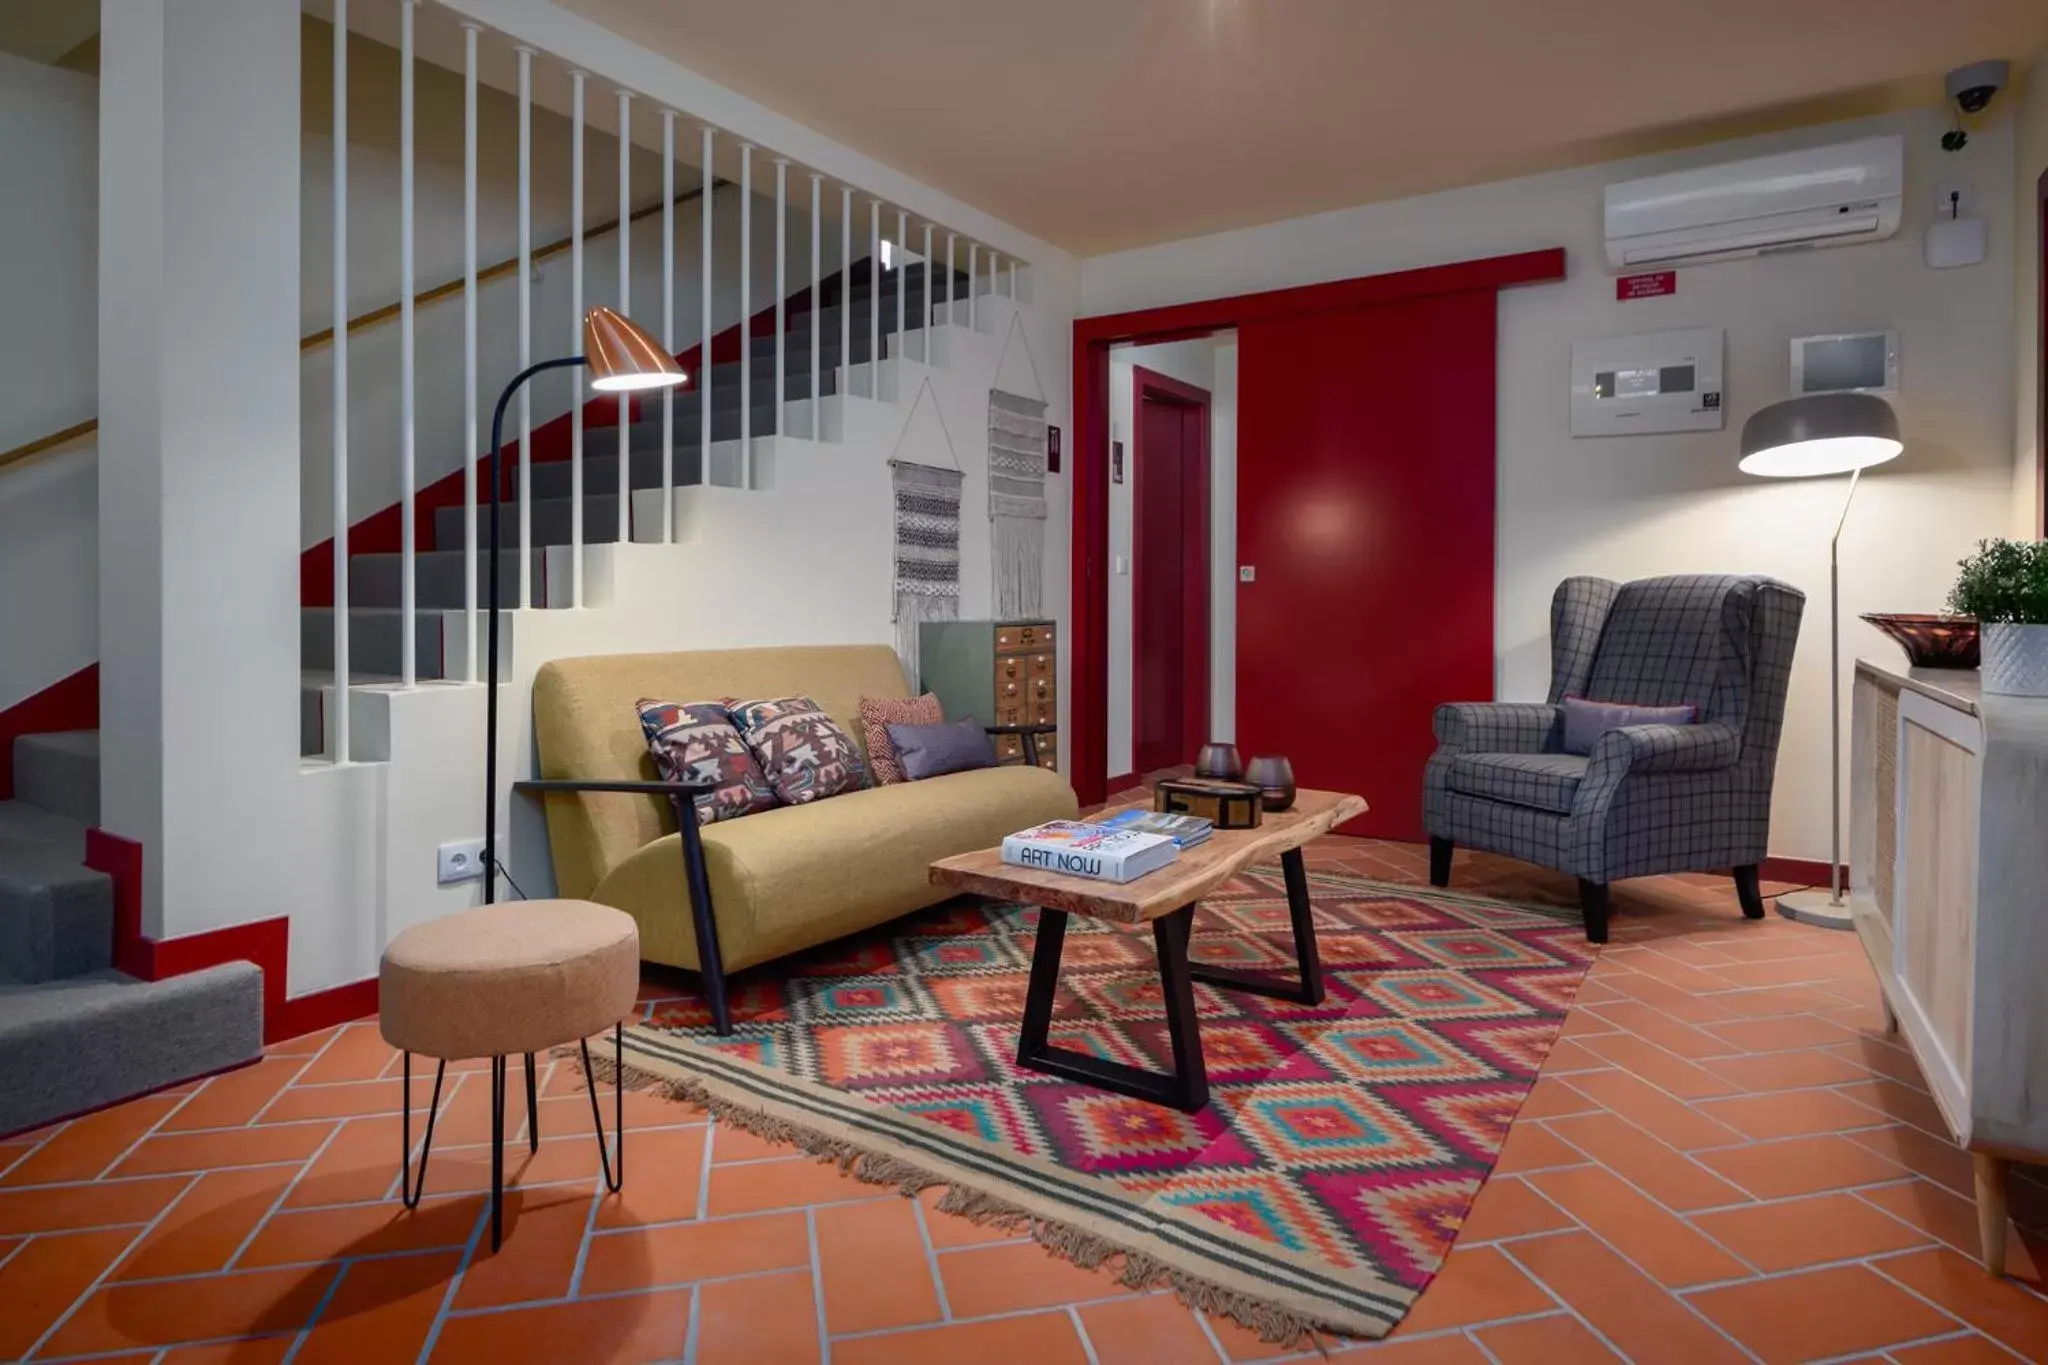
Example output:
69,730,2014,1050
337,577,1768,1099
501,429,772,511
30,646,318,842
1114,555,1129,575
1238,565,1256,583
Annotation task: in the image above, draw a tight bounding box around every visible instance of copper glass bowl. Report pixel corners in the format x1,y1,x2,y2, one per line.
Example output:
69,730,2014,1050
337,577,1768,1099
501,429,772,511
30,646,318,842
1860,613,1980,670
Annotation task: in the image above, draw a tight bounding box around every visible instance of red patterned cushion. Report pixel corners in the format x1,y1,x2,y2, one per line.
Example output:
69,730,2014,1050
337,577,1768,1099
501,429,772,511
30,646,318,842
857,693,944,785
635,698,779,826
727,695,869,805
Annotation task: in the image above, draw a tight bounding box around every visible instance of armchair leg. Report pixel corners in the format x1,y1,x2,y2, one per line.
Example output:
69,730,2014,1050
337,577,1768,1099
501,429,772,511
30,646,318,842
1428,837,1454,888
1577,879,1611,945
1733,865,1766,920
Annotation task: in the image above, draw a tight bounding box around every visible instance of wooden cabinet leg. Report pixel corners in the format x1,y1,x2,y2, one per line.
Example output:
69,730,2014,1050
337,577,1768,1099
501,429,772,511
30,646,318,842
1973,1152,2009,1276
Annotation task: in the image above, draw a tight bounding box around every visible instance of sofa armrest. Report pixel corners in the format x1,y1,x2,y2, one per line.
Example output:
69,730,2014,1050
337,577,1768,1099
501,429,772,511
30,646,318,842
1584,722,1742,778
1433,702,1558,755
984,722,1057,767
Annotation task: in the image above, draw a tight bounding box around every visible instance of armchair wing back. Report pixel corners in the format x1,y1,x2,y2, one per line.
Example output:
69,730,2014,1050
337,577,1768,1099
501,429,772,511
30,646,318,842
1427,573,1804,941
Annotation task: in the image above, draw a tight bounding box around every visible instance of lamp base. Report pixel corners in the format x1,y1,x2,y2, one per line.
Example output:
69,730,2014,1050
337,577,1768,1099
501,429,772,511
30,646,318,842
1774,888,1855,931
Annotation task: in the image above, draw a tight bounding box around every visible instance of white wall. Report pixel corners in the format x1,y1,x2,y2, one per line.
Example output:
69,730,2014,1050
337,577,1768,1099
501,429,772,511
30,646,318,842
0,53,98,712
2017,53,2048,535
1083,107,2019,864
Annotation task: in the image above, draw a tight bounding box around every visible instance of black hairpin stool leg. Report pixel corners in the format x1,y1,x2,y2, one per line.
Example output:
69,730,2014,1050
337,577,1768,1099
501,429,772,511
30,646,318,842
525,1052,540,1153
490,1054,507,1250
398,1052,447,1208
580,1023,625,1192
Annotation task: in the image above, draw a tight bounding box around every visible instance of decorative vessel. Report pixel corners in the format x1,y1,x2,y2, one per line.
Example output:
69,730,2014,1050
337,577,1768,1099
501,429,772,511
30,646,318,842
1243,755,1297,811
1860,613,1979,670
1193,742,1245,782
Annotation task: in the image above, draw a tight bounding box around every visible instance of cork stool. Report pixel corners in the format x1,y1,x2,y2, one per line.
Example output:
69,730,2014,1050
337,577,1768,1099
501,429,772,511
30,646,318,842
379,900,640,1249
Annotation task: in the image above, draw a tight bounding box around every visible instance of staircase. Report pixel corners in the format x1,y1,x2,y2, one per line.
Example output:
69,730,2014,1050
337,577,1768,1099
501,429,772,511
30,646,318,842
0,731,263,1135
300,259,976,755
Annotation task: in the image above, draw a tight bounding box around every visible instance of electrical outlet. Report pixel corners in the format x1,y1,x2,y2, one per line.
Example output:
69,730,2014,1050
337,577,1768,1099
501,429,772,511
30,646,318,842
437,837,487,885
1933,182,1975,217
1238,565,1257,583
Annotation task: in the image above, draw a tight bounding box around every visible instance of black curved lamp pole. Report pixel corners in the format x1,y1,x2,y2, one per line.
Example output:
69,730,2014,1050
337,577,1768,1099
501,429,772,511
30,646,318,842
482,354,585,904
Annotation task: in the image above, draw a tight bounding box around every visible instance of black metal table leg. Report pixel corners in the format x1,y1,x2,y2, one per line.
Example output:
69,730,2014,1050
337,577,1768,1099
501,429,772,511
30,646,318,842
1186,847,1326,1006
1015,904,1209,1113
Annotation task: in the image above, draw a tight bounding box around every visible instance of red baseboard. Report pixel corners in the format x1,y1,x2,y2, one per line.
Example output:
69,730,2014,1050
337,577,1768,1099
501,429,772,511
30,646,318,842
0,664,97,801
1759,856,1849,890
1104,771,1144,796
85,827,379,1043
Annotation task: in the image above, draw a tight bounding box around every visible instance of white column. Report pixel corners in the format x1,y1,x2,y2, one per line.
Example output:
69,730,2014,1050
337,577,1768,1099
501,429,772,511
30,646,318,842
1008,256,1017,300
569,70,585,604
660,109,675,542
98,0,301,932
516,46,533,605
398,1,416,688
739,143,752,489
945,233,956,326
773,158,788,437
922,223,934,334
968,242,979,332
333,0,351,756
809,173,822,419
868,199,881,385
895,208,907,364
700,126,713,484
616,89,631,544
839,186,852,399
461,23,479,679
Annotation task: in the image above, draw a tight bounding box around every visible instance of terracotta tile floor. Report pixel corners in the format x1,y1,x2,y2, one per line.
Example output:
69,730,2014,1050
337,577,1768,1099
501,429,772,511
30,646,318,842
6,838,2048,1363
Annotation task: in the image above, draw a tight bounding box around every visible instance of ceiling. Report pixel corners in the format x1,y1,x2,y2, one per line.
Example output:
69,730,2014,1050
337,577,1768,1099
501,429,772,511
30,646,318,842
558,0,2048,255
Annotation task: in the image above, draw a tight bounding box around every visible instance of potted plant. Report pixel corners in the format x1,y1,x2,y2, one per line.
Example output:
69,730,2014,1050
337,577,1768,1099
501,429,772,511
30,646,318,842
1947,539,2048,696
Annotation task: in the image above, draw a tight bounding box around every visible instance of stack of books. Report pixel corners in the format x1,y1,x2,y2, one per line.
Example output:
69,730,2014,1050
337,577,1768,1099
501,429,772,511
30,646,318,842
1000,819,1181,883
1094,808,1214,848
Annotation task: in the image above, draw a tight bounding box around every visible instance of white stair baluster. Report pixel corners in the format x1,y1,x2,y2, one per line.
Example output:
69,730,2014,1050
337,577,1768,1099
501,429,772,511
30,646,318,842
570,71,585,605
739,144,752,489
945,233,956,328
700,126,713,486
839,186,852,404
922,223,934,339
774,158,788,438
809,173,822,433
968,243,978,333
896,208,907,365
661,109,675,543
868,199,880,391
462,24,478,678
516,46,534,605
332,0,349,760
616,89,631,544
399,0,415,687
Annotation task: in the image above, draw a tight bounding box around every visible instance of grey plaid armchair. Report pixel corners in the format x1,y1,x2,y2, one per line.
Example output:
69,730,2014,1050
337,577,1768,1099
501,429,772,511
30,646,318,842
1424,574,1804,943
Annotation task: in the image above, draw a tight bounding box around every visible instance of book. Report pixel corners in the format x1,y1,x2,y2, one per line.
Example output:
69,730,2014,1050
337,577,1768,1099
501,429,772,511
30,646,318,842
1000,820,1180,883
1094,808,1213,848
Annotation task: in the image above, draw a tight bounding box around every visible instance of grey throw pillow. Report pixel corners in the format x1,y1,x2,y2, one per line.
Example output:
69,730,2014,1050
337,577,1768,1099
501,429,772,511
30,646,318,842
886,718,999,780
1560,695,1698,756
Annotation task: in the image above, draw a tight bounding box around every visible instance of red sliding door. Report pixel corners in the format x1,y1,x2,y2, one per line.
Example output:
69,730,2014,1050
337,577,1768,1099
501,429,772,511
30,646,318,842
1235,289,1498,841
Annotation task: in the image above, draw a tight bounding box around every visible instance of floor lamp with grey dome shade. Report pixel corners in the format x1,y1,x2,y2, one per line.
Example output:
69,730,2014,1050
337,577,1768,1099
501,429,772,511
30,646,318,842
1737,392,1903,929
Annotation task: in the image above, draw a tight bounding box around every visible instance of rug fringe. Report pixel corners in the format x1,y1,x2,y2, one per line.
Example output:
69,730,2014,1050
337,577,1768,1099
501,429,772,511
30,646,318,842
570,1045,1335,1349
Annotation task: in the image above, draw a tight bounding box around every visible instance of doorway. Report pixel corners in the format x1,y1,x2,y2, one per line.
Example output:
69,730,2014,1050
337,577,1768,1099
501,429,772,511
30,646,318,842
1130,367,1209,774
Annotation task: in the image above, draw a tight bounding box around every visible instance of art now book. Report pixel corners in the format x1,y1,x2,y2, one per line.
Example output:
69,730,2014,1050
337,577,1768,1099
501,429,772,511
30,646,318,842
1000,820,1180,883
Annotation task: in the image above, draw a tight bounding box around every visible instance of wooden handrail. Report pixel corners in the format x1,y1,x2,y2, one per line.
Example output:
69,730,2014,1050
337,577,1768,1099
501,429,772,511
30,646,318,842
0,183,712,476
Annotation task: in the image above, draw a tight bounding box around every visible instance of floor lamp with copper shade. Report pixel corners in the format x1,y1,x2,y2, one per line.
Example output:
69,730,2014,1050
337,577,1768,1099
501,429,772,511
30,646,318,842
1737,391,1903,930
481,305,687,904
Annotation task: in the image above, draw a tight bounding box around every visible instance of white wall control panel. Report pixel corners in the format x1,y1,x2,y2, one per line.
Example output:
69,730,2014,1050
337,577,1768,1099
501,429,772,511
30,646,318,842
1570,327,1725,437
1791,331,1898,394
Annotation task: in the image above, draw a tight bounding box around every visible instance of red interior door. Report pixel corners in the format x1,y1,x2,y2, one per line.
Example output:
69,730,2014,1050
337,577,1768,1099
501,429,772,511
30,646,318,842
1134,393,1195,773
1235,290,1497,840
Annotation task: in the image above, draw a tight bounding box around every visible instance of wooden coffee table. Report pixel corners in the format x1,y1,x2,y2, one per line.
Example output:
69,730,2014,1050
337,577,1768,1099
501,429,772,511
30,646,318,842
928,789,1367,1113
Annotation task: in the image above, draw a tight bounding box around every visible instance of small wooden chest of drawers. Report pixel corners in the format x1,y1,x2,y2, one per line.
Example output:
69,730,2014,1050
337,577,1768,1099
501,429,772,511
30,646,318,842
917,619,1059,770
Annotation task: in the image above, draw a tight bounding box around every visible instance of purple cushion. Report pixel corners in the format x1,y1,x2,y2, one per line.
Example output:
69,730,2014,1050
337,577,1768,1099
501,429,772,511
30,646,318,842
1559,695,1698,756
886,718,999,780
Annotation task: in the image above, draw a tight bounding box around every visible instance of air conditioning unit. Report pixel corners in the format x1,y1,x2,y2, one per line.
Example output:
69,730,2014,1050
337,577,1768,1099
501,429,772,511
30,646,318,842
1603,134,1903,272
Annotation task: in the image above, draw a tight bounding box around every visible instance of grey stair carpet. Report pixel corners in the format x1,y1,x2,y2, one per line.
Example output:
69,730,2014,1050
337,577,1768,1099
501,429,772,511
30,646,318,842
0,963,263,1137
12,730,99,825
0,838,112,983
301,607,449,678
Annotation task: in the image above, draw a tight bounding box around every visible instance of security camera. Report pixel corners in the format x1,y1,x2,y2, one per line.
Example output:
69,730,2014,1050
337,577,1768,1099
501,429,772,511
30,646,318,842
1946,60,2008,116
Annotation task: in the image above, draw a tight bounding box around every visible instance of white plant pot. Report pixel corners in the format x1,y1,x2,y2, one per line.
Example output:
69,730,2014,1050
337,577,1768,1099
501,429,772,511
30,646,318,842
1980,623,2048,697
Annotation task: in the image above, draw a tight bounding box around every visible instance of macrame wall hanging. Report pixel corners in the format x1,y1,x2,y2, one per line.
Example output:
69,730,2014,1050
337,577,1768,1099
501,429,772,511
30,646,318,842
989,313,1050,620
888,377,964,675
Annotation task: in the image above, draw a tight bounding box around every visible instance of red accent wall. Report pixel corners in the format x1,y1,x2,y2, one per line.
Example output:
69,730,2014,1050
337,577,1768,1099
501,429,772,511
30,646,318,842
0,665,97,801
1069,249,1568,808
1235,291,1498,842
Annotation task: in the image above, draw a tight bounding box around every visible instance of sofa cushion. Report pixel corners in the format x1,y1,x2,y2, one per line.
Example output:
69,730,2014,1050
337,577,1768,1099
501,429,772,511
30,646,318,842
1559,696,1698,757
890,718,999,780
858,692,944,785
635,698,779,825
729,695,870,805
1443,752,1587,815
592,763,1079,972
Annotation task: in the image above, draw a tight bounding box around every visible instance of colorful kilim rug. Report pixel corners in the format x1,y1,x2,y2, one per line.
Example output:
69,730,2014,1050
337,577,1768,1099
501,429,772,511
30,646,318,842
616,869,1595,1343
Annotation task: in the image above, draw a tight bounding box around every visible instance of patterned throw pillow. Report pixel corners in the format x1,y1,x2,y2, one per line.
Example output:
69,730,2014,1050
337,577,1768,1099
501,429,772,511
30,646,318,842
635,698,779,826
856,693,944,785
728,695,870,805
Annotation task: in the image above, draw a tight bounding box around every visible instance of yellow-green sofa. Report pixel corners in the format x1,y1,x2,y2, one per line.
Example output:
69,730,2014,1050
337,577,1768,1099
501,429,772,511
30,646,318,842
529,645,1078,1030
